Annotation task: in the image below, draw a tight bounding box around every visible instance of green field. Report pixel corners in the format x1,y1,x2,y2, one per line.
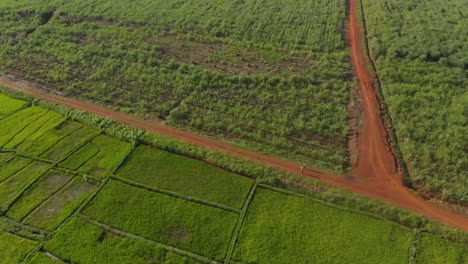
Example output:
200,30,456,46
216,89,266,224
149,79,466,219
0,0,353,173
233,188,414,263
0,93,27,119
115,145,253,208
415,234,467,264
361,0,468,203
0,231,38,263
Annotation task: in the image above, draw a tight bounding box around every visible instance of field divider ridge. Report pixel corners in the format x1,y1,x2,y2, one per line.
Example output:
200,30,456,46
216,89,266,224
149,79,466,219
15,153,54,164
111,175,241,214
52,131,101,165
0,101,32,122
0,153,16,167
408,229,422,264
224,181,258,263
0,216,49,241
78,213,220,264
0,110,49,149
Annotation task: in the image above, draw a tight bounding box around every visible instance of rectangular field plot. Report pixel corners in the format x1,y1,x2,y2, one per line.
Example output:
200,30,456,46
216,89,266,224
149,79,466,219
233,188,414,264
0,93,27,119
44,217,200,264
415,233,467,264
0,231,38,263
0,156,32,182
0,152,14,165
23,177,98,231
116,145,253,208
7,170,73,221
0,159,49,207
82,180,238,260
58,134,132,178
15,121,98,160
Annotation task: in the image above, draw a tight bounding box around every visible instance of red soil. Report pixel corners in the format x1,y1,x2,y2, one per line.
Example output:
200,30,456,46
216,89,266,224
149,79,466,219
0,0,466,230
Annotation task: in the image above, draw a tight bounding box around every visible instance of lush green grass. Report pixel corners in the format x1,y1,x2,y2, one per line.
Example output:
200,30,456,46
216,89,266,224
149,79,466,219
40,123,98,161
58,134,132,178
44,217,199,264
0,156,31,182
0,107,48,147
7,170,73,221
362,0,468,203
0,93,27,119
0,231,38,263
233,188,414,263
28,252,61,264
23,177,97,231
15,121,97,160
415,233,467,264
0,152,14,164
0,160,49,207
82,180,238,260
3,111,65,150
116,145,253,208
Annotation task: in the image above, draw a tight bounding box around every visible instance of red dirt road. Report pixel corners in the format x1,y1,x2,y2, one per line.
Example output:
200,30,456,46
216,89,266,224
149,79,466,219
0,0,467,230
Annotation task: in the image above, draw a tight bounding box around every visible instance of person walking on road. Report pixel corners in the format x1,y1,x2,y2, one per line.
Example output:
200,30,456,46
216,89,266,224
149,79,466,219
300,163,305,174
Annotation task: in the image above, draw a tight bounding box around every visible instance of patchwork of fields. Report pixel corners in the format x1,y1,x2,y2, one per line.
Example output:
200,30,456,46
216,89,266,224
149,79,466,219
0,93,466,263
0,0,354,174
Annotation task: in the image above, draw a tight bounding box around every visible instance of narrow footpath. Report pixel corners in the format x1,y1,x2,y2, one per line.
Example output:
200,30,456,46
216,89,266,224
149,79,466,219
0,0,466,230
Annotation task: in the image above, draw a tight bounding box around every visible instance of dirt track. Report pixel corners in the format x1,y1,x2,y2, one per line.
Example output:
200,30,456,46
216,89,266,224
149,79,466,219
0,0,467,230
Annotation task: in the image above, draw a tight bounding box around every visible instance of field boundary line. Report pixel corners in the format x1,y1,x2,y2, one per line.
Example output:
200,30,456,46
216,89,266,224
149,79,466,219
111,175,241,214
15,153,54,164
53,131,101,165
78,214,219,264
43,251,68,264
408,229,422,264
1,216,49,241
0,153,16,167
225,181,258,262
18,172,76,223
21,240,47,264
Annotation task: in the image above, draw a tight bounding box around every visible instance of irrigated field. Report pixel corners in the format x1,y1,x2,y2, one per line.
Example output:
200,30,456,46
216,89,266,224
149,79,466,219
361,0,468,204
0,92,465,263
0,0,354,173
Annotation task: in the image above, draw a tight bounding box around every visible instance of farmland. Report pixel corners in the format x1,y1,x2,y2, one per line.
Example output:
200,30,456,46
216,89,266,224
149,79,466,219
0,91,466,263
0,0,354,173
360,0,468,203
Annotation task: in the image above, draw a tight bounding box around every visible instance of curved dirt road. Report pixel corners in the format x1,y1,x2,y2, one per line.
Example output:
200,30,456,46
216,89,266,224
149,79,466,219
0,0,467,230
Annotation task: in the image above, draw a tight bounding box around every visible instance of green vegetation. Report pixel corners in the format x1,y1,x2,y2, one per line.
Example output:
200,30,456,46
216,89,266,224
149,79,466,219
0,93,27,118
23,177,97,230
0,231,38,263
116,145,253,208
82,180,238,260
15,121,97,160
0,160,49,207
28,252,61,264
0,156,31,182
44,217,199,264
233,188,413,263
416,233,467,264
59,134,131,177
0,152,14,164
7,170,73,221
0,107,48,147
361,0,468,203
0,0,353,173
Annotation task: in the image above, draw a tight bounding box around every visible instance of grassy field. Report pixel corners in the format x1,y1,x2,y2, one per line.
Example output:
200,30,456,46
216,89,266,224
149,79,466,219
233,188,414,263
361,0,468,203
44,217,199,264
58,134,132,178
0,159,49,208
0,93,466,263
0,0,353,173
115,145,253,208
415,233,467,264
0,93,27,119
0,231,38,263
82,180,239,260
6,170,73,221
